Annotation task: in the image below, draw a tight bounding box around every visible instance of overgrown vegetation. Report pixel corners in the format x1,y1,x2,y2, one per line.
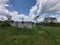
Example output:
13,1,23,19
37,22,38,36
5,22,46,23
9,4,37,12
0,21,11,27
38,22,60,27
0,24,60,45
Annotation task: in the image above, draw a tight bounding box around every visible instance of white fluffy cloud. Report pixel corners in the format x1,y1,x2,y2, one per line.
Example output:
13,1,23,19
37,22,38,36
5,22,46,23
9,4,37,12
29,0,60,22
0,15,8,21
0,0,35,22
0,5,10,15
29,3,38,16
30,0,60,15
0,0,10,17
0,0,25,22
0,0,60,22
10,11,33,22
0,0,11,21
57,17,60,22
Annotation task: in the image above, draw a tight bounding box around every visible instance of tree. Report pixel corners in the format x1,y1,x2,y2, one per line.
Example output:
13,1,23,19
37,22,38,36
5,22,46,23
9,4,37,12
44,17,49,23
44,17,57,23
49,17,57,23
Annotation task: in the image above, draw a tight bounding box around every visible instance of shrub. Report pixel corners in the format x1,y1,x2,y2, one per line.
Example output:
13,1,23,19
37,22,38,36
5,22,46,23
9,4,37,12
0,21,11,27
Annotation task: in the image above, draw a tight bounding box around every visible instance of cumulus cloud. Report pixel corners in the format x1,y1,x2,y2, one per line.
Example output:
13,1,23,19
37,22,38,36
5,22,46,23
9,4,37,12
0,0,60,22
11,12,25,22
0,0,25,22
57,17,60,22
29,3,38,16
0,15,8,21
0,0,34,22
9,11,33,22
36,0,60,13
0,0,10,16
0,5,10,15
29,0,60,22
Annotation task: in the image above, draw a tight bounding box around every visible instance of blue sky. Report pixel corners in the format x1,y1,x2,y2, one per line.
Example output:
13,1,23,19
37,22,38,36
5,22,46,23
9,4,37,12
8,0,36,15
0,0,60,22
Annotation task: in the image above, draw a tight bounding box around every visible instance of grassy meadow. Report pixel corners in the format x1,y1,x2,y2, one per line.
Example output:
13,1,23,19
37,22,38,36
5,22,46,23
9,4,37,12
0,25,60,45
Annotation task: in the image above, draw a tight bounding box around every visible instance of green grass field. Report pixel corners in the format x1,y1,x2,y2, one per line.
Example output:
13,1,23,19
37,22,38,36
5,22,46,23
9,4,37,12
0,25,60,45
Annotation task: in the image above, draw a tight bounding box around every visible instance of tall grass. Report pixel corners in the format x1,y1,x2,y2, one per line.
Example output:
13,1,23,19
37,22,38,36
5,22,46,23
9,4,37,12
0,26,56,45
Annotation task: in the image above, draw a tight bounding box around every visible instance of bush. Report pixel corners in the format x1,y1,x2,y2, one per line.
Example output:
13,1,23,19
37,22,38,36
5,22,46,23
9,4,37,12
0,21,11,27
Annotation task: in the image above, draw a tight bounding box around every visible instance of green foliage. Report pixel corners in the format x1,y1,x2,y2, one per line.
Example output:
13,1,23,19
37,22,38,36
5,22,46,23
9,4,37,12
0,21,11,27
39,22,60,27
0,25,60,45
0,27,54,45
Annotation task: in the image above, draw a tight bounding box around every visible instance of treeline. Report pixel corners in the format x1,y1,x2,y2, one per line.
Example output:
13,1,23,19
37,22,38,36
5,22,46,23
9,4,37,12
38,22,60,27
0,21,11,27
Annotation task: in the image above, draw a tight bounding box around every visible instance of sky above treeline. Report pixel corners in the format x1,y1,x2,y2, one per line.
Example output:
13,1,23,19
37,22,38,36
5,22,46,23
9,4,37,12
0,0,60,22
